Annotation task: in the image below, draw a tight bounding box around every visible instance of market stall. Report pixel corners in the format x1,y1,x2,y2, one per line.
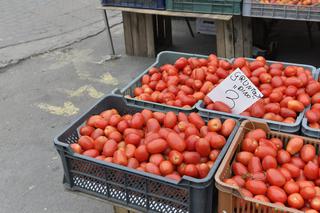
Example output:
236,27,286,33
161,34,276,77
54,0,320,213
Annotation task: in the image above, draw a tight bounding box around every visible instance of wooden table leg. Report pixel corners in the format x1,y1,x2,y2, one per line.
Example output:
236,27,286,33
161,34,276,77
122,12,155,57
215,16,252,58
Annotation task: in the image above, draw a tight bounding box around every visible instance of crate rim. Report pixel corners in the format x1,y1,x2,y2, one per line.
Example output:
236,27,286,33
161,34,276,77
54,93,240,186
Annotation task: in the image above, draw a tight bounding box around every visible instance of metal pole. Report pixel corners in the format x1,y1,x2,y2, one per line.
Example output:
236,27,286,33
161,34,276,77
102,10,116,55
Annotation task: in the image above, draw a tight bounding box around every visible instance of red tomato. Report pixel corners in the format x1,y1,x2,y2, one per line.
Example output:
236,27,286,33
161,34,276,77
301,144,316,163
149,154,164,166
221,119,236,137
304,161,319,180
169,150,184,165
255,146,277,159
145,162,161,175
262,155,277,170
125,144,136,159
287,193,304,209
282,163,300,178
236,151,254,166
163,112,177,128
108,131,122,142
130,113,144,129
278,167,292,181
167,132,186,152
248,156,262,173
146,138,168,154
153,112,165,124
245,180,267,195
283,181,299,194
311,196,320,210
195,138,211,157
174,57,188,69
124,133,141,146
298,93,311,107
232,162,248,176
286,137,304,155
185,135,200,151
207,118,221,132
79,126,95,136
93,136,107,152
241,138,258,153
70,143,83,154
197,163,210,178
267,186,287,203
159,160,174,176
134,145,149,162
209,134,226,149
146,118,160,133
209,149,220,162
232,176,245,187
113,150,128,166
306,110,320,123
165,173,181,181
266,168,286,187
183,151,201,164
301,186,316,200
188,113,205,129
277,150,291,165
78,136,94,150
83,149,99,158
212,101,232,113
184,164,199,178
127,158,139,169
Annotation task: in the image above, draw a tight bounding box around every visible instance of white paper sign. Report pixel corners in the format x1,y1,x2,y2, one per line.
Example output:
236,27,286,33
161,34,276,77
207,68,263,114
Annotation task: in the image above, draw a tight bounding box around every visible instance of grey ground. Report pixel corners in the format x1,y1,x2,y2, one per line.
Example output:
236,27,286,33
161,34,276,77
0,0,320,212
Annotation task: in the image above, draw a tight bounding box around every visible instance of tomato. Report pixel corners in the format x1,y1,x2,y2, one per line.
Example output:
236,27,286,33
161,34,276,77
264,103,281,114
224,178,239,187
209,149,220,162
109,114,121,127
232,162,248,176
182,151,200,164
248,156,262,173
80,126,95,136
91,128,104,140
117,120,129,133
301,144,316,163
153,112,165,124
145,118,160,133
165,173,181,181
83,149,99,158
266,168,286,187
145,162,161,175
70,143,83,154
221,119,236,137
212,101,232,113
288,100,305,112
78,136,94,150
269,92,283,103
282,163,300,178
127,158,139,169
163,112,177,128
108,131,122,142
86,115,103,127
270,138,283,150
249,172,266,182
236,151,253,166
174,57,188,69
245,180,267,195
287,193,304,209
306,110,320,123
284,181,299,195
113,150,128,166
188,113,205,129
280,107,296,118
184,164,199,178
185,135,199,151
125,133,141,146
185,126,200,137
306,82,320,96
209,134,226,149
255,145,277,159
250,102,265,118
159,160,174,176
312,92,320,104
276,150,291,166
195,138,211,157
311,196,320,210
304,161,319,180
262,155,277,170
93,136,107,152
197,163,210,178
267,186,287,203
207,118,221,132
301,186,316,200
232,176,245,187
241,138,258,153
167,132,186,152
286,137,304,155
246,129,266,141
285,85,298,97
298,93,311,106
169,150,184,165
134,145,149,162
102,139,117,157
146,138,168,154
125,144,136,159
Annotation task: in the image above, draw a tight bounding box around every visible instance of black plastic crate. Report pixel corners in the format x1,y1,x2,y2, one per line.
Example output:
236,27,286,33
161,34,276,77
54,94,239,213
101,0,165,9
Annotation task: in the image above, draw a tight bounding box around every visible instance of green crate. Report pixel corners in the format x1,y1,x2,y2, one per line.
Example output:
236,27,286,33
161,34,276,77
166,0,242,15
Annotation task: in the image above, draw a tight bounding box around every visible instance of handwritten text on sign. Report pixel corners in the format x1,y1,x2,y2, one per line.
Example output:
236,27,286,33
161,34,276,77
207,68,263,114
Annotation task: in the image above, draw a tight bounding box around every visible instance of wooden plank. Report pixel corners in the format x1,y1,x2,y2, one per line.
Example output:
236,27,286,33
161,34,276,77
137,13,147,56
224,19,235,58
215,20,226,58
99,6,232,21
218,191,233,213
122,12,133,55
131,13,140,56
243,17,253,57
145,14,155,57
233,15,244,57
164,16,172,46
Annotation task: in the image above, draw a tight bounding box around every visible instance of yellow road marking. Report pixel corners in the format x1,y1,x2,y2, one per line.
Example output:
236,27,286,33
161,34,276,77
37,101,79,116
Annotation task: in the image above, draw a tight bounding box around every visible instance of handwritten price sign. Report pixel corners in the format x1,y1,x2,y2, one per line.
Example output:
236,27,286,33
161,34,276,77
207,68,263,114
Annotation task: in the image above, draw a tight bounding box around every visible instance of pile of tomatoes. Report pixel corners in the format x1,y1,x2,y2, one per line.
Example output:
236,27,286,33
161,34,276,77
130,54,315,124
224,128,320,212
70,108,236,181
204,57,316,124
304,79,320,129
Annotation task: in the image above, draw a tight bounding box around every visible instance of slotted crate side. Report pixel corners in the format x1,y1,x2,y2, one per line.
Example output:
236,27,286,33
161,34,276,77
301,68,320,138
120,51,230,113
54,94,240,213
101,0,165,9
242,0,320,21
197,58,318,133
215,120,319,213
166,0,242,15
